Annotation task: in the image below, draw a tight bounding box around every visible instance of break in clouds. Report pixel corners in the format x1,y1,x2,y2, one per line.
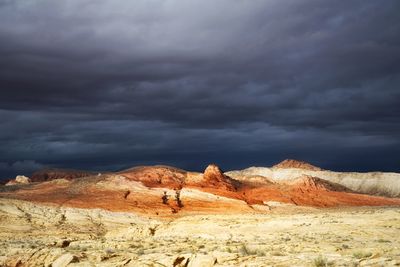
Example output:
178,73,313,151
0,0,399,179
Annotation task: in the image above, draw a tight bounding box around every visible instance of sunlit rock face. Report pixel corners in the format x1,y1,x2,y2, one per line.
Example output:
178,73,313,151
120,165,186,189
5,175,31,186
227,159,400,198
201,164,237,191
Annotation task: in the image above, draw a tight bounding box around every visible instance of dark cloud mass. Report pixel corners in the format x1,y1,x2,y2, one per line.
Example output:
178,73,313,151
0,0,399,179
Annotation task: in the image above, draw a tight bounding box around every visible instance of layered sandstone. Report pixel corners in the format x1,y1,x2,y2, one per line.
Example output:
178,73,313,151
227,160,400,197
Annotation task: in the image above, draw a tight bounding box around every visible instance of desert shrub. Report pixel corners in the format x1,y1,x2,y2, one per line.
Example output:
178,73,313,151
353,251,372,259
238,244,264,256
162,191,168,204
376,239,391,243
313,255,334,267
175,190,183,208
136,248,145,255
238,244,251,256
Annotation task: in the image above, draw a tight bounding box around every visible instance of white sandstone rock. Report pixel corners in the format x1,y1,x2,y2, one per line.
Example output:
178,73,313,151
51,253,77,267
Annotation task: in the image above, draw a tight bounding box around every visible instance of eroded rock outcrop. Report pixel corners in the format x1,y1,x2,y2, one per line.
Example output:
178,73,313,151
201,164,237,191
5,175,31,186
120,165,186,189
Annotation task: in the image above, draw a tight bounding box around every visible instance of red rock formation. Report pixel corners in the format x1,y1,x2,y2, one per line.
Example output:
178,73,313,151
272,159,322,171
198,164,237,191
1,164,400,217
120,165,186,189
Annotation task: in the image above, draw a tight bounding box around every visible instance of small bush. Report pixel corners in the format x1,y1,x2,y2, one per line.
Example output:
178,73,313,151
238,244,252,256
162,191,168,204
313,255,334,267
175,190,183,208
353,251,372,259
238,244,265,256
376,239,391,243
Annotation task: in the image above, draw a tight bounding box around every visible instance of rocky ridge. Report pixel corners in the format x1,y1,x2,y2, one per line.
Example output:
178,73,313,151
1,162,400,216
227,159,400,197
30,169,96,182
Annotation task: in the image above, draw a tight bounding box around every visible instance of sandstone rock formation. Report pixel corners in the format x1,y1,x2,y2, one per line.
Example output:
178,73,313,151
227,163,400,197
187,164,237,191
5,175,31,186
120,165,186,189
1,163,399,216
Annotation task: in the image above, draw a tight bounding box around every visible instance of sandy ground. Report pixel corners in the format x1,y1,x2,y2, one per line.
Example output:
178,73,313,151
0,199,399,266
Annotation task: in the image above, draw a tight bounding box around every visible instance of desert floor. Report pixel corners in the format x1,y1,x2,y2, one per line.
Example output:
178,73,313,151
0,200,399,267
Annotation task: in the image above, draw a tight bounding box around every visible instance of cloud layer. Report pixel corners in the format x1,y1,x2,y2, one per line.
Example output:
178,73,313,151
1,0,399,179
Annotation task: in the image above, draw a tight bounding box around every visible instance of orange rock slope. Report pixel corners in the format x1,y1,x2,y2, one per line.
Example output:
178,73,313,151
1,163,400,217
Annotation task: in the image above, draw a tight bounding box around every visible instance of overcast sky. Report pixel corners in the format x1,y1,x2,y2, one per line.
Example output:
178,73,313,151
0,0,399,179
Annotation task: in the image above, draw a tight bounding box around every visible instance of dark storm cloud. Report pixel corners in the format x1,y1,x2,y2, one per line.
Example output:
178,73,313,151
0,0,399,179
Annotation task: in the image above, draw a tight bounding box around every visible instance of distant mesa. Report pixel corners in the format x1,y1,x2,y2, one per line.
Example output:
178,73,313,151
30,168,95,182
272,159,322,171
